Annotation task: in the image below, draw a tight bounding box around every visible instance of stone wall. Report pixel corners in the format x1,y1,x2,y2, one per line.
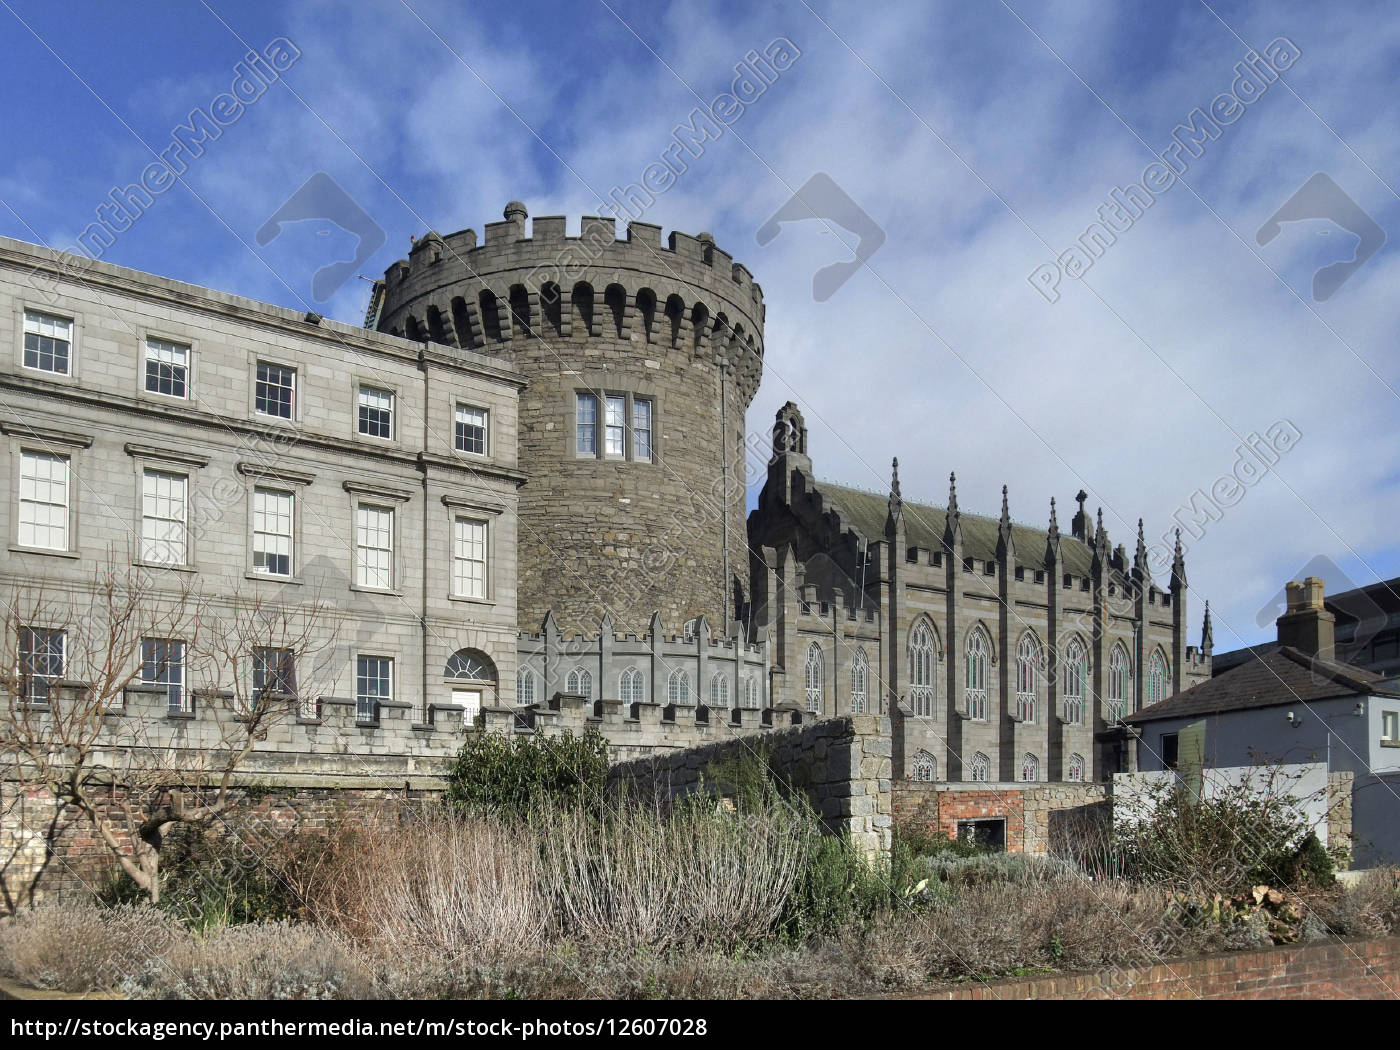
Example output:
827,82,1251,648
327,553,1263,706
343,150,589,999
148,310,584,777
893,781,1109,855
607,715,892,859
904,936,1400,999
1328,770,1354,870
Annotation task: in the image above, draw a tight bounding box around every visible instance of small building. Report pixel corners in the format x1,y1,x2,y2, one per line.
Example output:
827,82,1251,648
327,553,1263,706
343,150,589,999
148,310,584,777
1129,577,1400,867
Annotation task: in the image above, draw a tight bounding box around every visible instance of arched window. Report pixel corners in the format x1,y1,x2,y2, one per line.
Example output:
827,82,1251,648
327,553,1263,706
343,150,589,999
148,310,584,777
444,649,496,682
965,628,990,720
620,666,644,704
1067,753,1085,782
968,751,990,783
667,667,691,705
1063,637,1085,725
744,674,760,710
850,647,869,715
1108,644,1130,724
908,621,936,718
1147,651,1167,708
1016,634,1041,723
911,749,936,782
565,667,593,699
710,672,729,709
517,666,535,704
1020,752,1040,782
804,643,823,713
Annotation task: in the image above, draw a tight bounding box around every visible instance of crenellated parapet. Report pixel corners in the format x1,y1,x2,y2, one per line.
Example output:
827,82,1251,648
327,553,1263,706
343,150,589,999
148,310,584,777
375,204,765,404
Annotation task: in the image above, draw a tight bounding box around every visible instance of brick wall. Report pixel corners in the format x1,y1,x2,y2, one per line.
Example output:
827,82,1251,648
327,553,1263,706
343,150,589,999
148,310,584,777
906,936,1400,999
893,781,1109,854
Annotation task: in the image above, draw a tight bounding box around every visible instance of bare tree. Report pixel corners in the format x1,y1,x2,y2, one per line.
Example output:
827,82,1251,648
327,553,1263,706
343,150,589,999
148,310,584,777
0,555,340,903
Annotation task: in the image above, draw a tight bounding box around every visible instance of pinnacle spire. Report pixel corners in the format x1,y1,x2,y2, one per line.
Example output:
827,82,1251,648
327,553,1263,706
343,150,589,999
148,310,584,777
1202,600,1214,655
948,471,959,516
1171,527,1187,589
944,471,962,548
1000,485,1011,527
886,456,903,529
1048,497,1059,537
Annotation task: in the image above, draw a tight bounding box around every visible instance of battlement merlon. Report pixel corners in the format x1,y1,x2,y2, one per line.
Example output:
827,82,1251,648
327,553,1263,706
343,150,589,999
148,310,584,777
376,202,765,355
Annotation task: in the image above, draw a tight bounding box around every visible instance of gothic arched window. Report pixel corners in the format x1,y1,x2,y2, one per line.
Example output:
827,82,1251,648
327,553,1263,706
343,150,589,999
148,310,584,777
516,666,535,704
965,628,990,721
1063,637,1085,724
744,674,760,710
1148,650,1168,708
804,643,823,713
911,749,936,782
667,667,691,705
565,667,593,699
1108,644,1130,724
968,751,990,783
1020,752,1040,782
909,621,936,718
850,647,869,715
710,672,729,709
1016,634,1041,723
1067,753,1085,782
620,666,644,704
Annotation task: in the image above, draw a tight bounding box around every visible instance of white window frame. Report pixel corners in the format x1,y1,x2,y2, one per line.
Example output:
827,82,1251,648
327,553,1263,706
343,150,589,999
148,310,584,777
965,628,990,721
620,666,644,704
450,515,489,600
356,654,393,724
251,486,295,579
574,389,656,462
667,667,691,705
454,403,488,456
850,647,869,715
354,503,396,591
19,626,65,704
911,749,936,782
709,672,729,709
142,638,187,714
1381,709,1399,745
565,667,593,699
743,673,760,710
804,643,823,714
908,621,936,718
144,335,190,399
968,751,990,783
254,359,297,420
1067,753,1085,782
1020,752,1040,782
17,449,71,553
357,384,394,440
517,666,536,705
21,310,73,377
140,468,189,567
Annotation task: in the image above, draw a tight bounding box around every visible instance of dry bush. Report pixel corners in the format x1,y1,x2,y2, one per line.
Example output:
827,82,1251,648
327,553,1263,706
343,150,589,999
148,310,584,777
1304,866,1400,939
0,901,188,992
122,921,370,1000
535,797,809,950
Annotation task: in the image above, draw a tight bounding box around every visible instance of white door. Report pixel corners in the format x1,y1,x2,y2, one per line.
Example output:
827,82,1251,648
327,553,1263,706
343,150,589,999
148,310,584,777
454,687,483,727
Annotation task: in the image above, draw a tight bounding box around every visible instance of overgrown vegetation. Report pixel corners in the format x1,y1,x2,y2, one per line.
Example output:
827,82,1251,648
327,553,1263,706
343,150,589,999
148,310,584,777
443,727,609,814
3,751,1392,999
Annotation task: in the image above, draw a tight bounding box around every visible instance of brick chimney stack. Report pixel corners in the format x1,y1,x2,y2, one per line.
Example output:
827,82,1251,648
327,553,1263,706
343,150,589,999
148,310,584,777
1276,576,1335,660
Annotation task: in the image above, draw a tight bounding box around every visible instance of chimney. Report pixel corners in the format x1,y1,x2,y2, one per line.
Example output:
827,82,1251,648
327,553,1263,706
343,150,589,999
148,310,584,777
1276,576,1335,660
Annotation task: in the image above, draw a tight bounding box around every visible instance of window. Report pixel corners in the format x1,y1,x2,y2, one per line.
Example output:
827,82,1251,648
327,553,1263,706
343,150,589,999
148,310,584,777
1067,753,1085,782
354,505,394,589
633,397,653,461
667,667,691,705
445,649,495,682
18,451,69,550
1016,634,1040,723
1384,710,1399,745
517,667,536,704
144,337,188,397
710,672,729,709
743,674,760,710
356,656,392,723
576,391,654,461
566,667,593,699
957,817,1006,851
968,751,990,783
454,404,487,455
23,311,71,375
1020,752,1039,782
1063,637,1085,724
965,628,989,720
19,627,64,703
1108,644,1130,724
141,469,187,566
620,666,645,704
911,749,936,782
909,621,936,717
1162,732,1180,771
253,646,295,699
605,394,626,457
804,643,823,713
850,647,869,714
451,517,488,599
255,361,295,419
357,385,393,439
682,618,697,643
251,487,293,577
141,638,185,714
1147,651,1167,708
575,393,597,455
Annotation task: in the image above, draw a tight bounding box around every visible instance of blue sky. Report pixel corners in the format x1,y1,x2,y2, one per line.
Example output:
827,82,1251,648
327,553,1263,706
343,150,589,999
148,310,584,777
2,0,1398,652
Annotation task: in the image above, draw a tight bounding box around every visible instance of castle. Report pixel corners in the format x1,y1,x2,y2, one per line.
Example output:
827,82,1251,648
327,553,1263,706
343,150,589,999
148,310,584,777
0,200,1209,788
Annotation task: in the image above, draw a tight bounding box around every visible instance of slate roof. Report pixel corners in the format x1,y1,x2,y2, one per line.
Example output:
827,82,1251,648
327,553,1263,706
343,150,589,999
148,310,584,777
813,481,1099,578
1127,645,1400,724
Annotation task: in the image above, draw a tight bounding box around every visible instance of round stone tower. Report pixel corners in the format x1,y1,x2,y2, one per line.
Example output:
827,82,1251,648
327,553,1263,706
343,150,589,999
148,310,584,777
375,203,764,637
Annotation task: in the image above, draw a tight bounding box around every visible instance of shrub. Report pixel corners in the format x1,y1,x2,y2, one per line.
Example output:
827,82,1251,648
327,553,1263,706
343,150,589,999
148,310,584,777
445,727,609,814
0,902,188,992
